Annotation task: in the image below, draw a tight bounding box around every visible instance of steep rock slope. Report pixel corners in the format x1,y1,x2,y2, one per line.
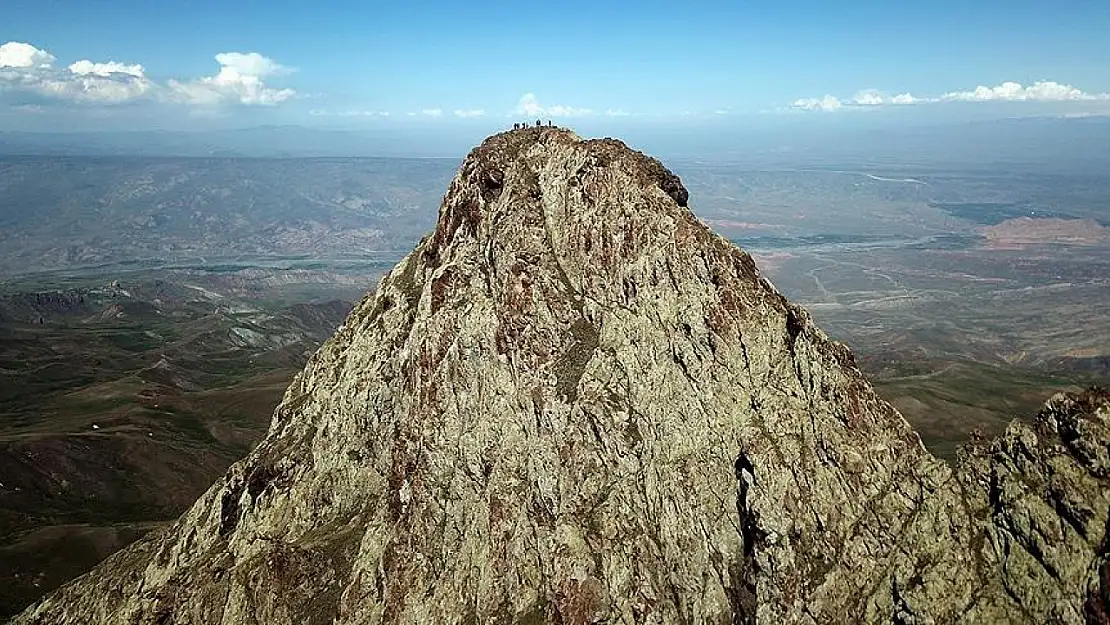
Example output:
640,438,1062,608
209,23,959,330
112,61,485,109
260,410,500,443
14,128,1110,624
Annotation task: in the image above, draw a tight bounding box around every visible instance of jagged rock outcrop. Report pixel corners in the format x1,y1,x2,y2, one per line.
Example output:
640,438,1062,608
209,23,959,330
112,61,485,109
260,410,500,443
14,127,1110,624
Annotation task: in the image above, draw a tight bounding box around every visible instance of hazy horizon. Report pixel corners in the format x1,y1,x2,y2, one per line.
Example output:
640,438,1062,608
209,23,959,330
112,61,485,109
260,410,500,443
3,117,1109,175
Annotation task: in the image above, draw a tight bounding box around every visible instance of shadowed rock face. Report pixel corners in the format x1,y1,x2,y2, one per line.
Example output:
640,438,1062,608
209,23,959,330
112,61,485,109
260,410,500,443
14,129,1110,624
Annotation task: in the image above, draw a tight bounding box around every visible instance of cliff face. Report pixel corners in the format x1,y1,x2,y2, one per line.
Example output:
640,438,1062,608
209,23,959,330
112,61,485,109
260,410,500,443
15,128,1110,624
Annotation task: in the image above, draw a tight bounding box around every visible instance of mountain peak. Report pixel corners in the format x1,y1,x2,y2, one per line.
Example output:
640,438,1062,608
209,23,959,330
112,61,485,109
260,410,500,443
425,128,689,266
16,133,1110,625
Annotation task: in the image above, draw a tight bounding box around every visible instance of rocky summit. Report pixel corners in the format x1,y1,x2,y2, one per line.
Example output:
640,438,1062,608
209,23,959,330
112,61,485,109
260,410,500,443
14,127,1110,624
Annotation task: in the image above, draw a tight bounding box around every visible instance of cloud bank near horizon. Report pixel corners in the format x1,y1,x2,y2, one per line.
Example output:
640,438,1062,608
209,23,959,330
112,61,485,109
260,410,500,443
309,94,636,122
792,80,1110,112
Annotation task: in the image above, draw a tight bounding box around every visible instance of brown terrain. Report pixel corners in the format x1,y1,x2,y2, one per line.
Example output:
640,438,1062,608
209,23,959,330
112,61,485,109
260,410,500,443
981,216,1110,249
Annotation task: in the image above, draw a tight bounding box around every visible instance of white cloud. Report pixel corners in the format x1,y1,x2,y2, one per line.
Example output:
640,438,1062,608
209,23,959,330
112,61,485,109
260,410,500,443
851,90,885,106
792,95,843,112
0,43,155,104
216,52,287,79
792,80,1110,112
517,93,542,116
605,108,631,117
454,108,484,118
791,91,923,111
847,90,923,106
547,104,591,117
41,72,156,104
941,80,1107,102
340,110,389,117
167,52,295,106
68,60,145,78
851,91,882,106
0,41,297,108
515,93,592,118
422,108,443,117
0,42,55,68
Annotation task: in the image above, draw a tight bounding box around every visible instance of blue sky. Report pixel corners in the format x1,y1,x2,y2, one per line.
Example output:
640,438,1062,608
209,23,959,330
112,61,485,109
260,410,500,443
2,0,1109,131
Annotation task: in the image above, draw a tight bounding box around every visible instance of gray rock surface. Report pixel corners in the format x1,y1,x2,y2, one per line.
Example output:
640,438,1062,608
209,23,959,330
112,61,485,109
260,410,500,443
13,127,1110,624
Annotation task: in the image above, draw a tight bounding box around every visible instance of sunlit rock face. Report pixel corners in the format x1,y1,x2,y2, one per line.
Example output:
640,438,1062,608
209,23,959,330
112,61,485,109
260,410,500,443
17,127,1110,625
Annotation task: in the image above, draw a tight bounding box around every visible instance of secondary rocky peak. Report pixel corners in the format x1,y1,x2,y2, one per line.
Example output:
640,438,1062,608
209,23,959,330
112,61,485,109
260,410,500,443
15,133,1110,624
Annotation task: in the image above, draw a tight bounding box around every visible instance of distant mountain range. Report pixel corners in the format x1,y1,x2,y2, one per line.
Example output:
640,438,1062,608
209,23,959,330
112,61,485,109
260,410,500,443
0,126,479,159
0,155,456,276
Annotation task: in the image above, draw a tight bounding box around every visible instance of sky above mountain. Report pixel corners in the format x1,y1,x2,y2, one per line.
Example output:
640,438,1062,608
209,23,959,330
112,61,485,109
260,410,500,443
2,0,1109,132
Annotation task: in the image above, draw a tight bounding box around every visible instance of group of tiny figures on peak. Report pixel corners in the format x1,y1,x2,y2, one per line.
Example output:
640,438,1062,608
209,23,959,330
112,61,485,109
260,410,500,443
513,120,556,130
